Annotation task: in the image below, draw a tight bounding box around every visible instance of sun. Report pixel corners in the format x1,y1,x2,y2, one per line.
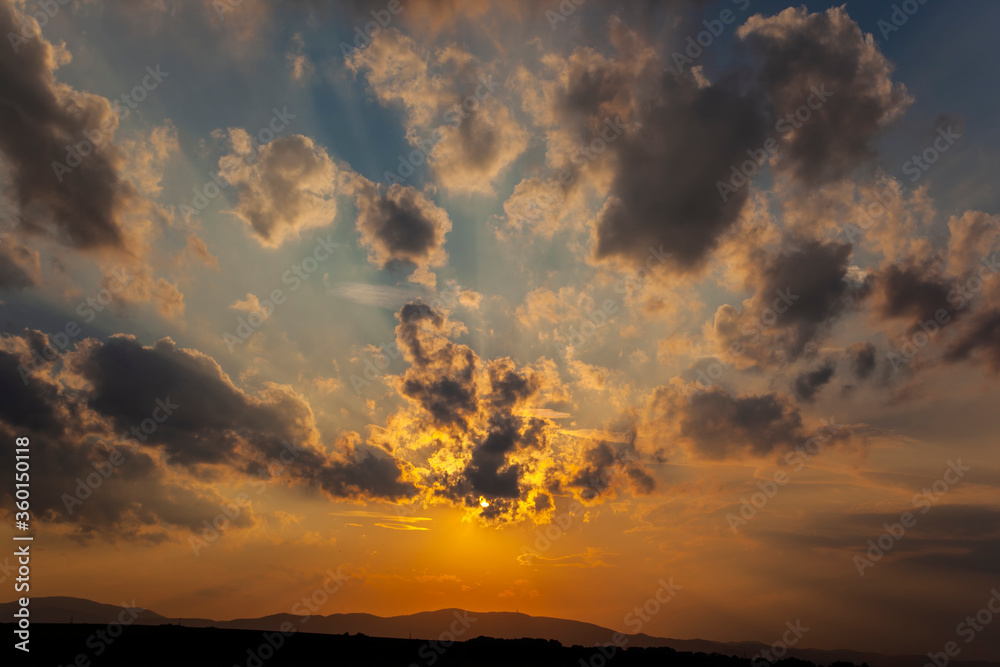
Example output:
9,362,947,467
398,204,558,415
479,496,490,508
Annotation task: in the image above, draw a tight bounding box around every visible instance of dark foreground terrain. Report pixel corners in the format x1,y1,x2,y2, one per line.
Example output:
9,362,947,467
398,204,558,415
2,623,860,667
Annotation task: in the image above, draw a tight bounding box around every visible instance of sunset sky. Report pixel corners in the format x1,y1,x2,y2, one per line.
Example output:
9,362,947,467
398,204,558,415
1,0,999,660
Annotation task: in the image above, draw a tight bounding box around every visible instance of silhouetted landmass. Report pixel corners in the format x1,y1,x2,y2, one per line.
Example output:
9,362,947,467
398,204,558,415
2,598,998,667
2,623,863,667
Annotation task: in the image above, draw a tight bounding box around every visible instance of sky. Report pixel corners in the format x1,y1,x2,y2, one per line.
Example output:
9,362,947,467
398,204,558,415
1,0,999,659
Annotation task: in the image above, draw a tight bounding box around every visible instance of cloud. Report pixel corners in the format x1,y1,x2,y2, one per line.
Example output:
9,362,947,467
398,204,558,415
947,211,1000,276
345,27,446,129
590,68,767,273
793,362,836,402
329,281,429,310
118,121,179,197
714,239,871,364
524,408,571,419
183,234,220,270
650,384,852,461
0,0,135,249
352,180,452,287
0,330,414,541
565,6,909,274
286,33,314,81
346,28,526,195
364,303,653,523
847,342,877,380
395,303,478,428
517,547,612,568
429,98,529,195
944,309,1000,373
229,293,264,314
374,522,429,531
738,5,912,186
570,437,654,500
218,132,340,247
874,261,958,326
0,241,39,289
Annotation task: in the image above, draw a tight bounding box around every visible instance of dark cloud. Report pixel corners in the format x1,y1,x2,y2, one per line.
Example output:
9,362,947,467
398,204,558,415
354,182,451,283
486,358,540,408
847,342,877,380
715,239,870,363
396,302,445,364
570,6,908,274
0,335,251,541
944,309,1000,373
592,71,767,272
738,5,912,186
571,436,654,500
313,445,415,499
793,362,835,402
79,334,414,498
462,360,550,499
396,304,478,428
465,415,526,499
677,388,810,459
758,505,1000,578
387,304,654,521
0,330,414,542
651,383,854,462
80,335,292,466
760,241,867,337
0,0,132,248
0,347,59,432
0,243,37,289
355,183,449,264
875,262,958,327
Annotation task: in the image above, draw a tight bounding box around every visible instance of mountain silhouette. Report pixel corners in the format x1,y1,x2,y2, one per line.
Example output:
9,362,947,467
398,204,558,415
3,597,998,667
